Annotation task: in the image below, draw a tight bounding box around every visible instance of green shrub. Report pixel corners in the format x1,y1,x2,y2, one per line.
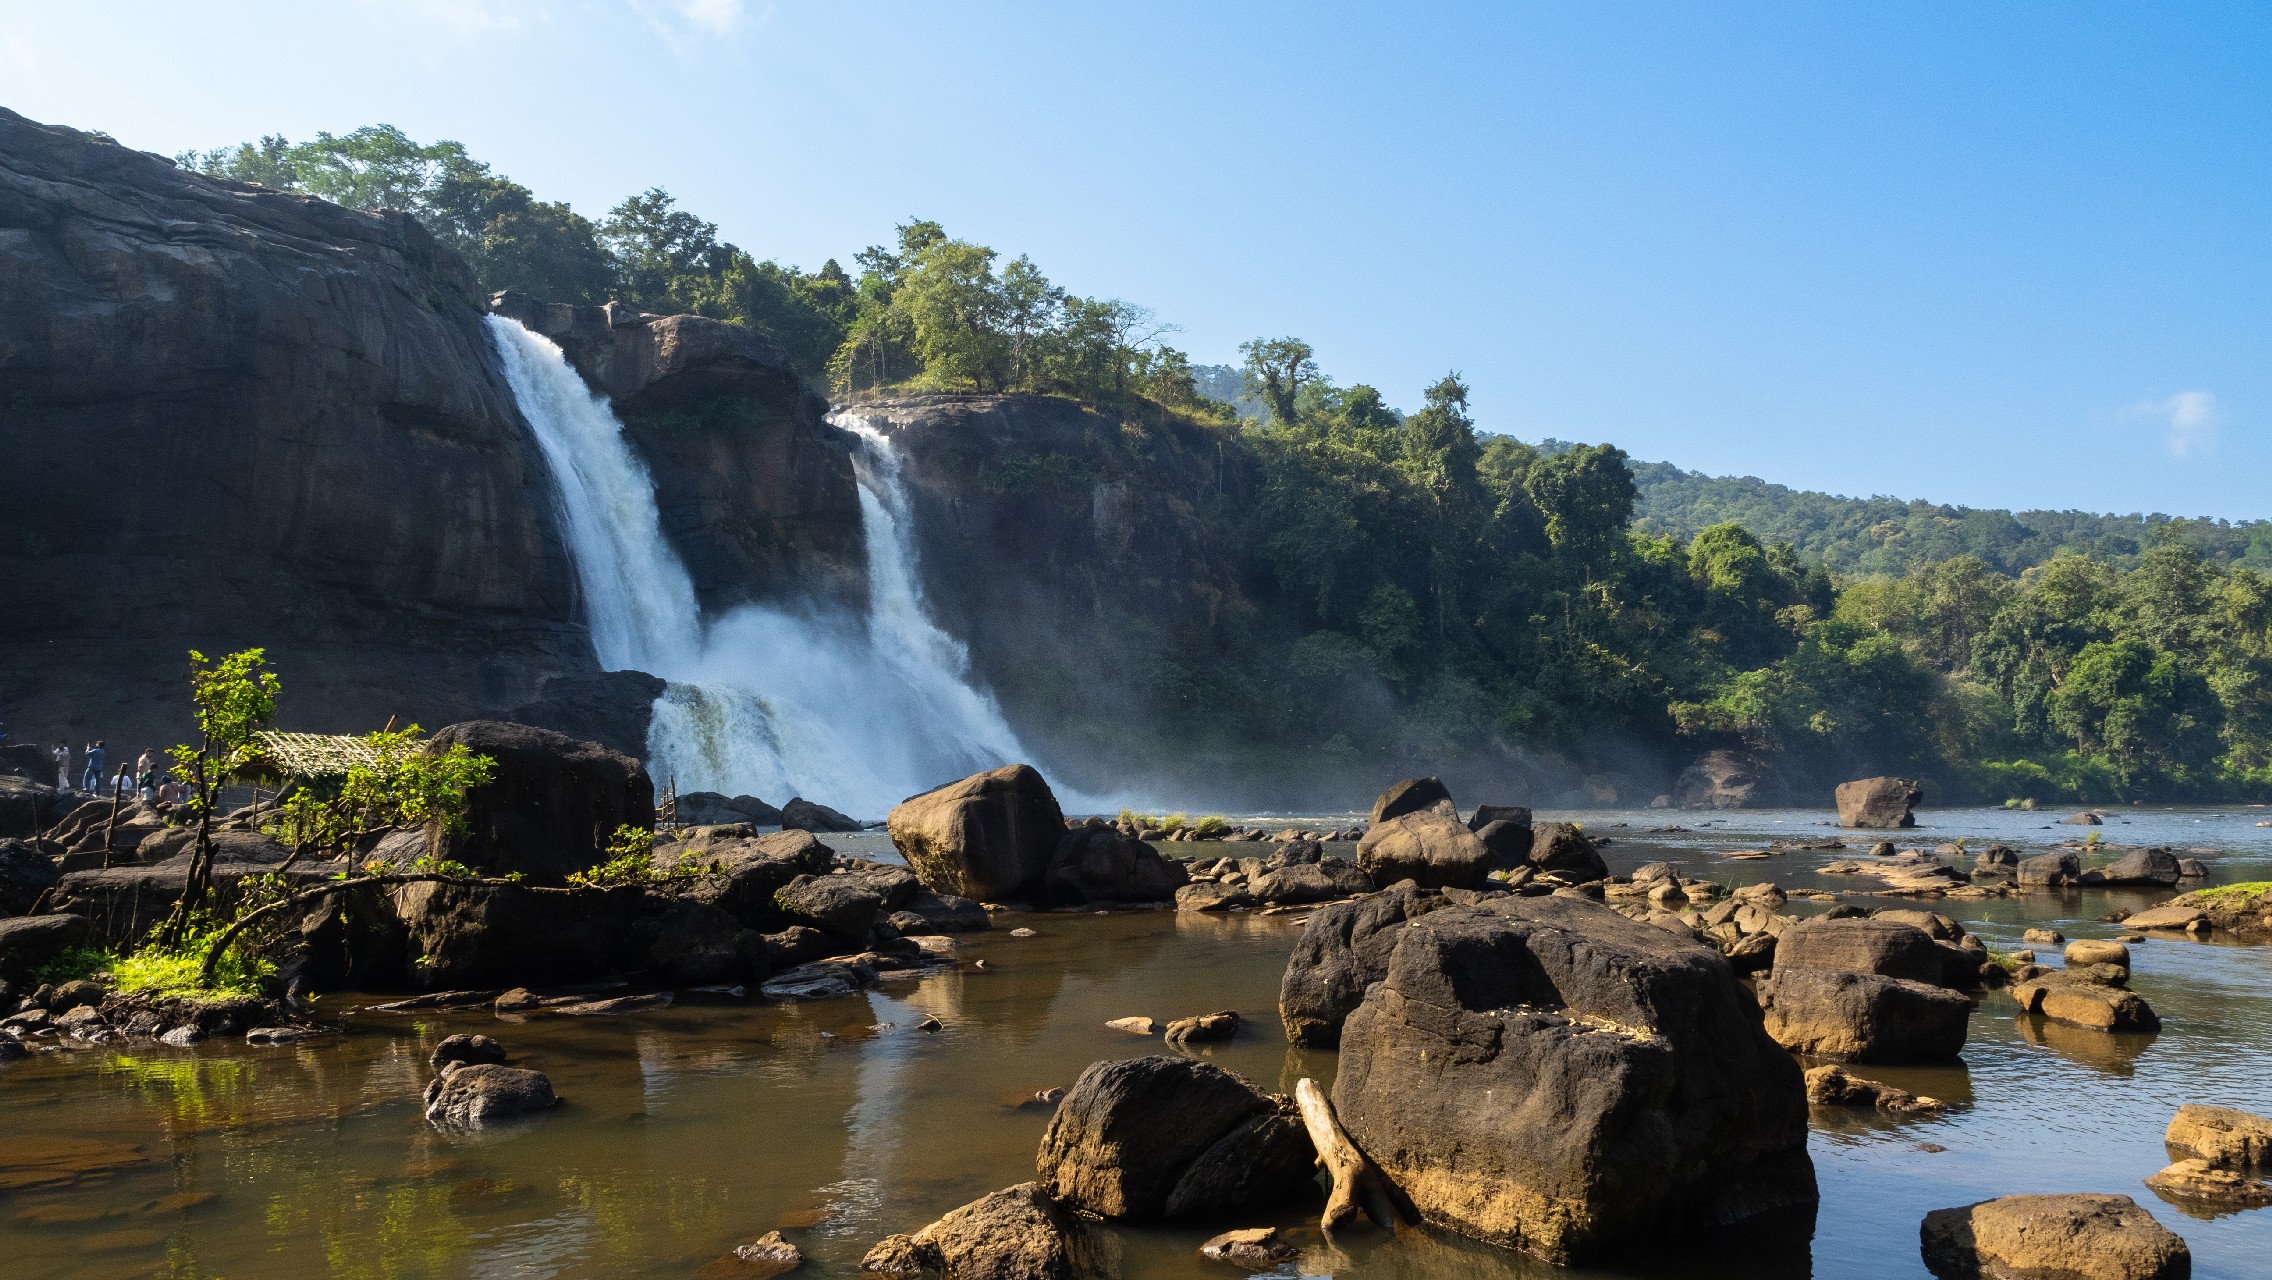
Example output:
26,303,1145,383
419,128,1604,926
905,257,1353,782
1192,815,1230,839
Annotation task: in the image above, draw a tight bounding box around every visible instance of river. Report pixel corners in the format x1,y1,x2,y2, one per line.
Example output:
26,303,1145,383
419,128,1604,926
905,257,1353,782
3,805,2268,1278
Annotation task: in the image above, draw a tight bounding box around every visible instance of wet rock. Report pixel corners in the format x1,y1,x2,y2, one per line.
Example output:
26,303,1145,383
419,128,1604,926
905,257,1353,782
1174,881,1253,913
883,1182,1105,1280
2024,927,2066,946
158,1026,201,1047
732,1230,804,1273
776,874,885,946
1804,1064,1945,1113
54,1004,108,1037
0,913,90,981
425,722,654,883
1199,1227,1296,1267
1332,894,1816,1264
780,797,862,833
1163,1010,1238,1045
759,959,872,1002
2122,905,2210,932
46,977,107,1011
1836,776,1922,829
1105,1017,1157,1035
1046,822,1189,905
647,900,752,985
1278,884,1439,1048
423,1063,557,1129
549,991,673,1016
0,1033,26,1061
1976,846,2021,874
1529,822,1608,882
1037,1055,1316,1221
760,926,833,970
887,764,1065,902
2062,810,2106,826
1357,810,1493,890
2010,975,2160,1034
1756,968,1972,1063
2018,851,2082,888
245,1026,312,1044
1369,776,1454,826
430,1033,507,1070
1919,1193,2189,1280
1774,917,1950,985
2164,1104,2272,1171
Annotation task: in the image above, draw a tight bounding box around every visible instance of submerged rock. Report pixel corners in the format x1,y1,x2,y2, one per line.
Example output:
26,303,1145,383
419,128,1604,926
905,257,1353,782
1919,1193,2189,1280
1331,894,1816,1264
864,1182,1106,1279
1835,776,1922,829
887,765,1065,902
1037,1055,1315,1222
1198,1227,1296,1267
1163,1010,1238,1045
1804,1064,1945,1113
423,1063,557,1129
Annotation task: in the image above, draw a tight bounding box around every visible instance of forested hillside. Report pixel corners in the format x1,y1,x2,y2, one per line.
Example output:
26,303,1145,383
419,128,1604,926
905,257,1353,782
181,124,2272,805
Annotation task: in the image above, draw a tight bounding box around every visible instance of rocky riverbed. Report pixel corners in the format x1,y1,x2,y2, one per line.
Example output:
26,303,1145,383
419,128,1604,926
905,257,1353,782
1,794,2268,1277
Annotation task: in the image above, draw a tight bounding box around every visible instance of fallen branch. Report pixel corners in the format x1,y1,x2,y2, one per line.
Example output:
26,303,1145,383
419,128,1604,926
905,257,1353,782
1295,1076,1401,1233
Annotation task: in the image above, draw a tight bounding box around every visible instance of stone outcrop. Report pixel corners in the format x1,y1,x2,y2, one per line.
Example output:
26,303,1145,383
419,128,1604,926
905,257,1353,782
2010,974,2160,1034
424,722,654,883
887,764,1065,902
0,109,593,755
1918,1194,2189,1280
1836,777,1922,828
1330,894,1816,1264
1756,968,1972,1062
2020,850,2083,888
0,838,61,914
1036,1055,1315,1222
1355,809,1493,889
1673,749,1788,809
781,797,863,833
1773,917,1950,985
1528,822,1608,882
2149,885,2272,940
2089,848,2182,887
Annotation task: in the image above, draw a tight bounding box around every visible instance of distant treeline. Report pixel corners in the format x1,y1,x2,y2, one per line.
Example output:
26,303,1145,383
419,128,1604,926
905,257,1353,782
183,125,2272,803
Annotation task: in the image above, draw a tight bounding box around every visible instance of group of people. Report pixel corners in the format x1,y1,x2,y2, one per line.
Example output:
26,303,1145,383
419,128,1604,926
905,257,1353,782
46,740,181,805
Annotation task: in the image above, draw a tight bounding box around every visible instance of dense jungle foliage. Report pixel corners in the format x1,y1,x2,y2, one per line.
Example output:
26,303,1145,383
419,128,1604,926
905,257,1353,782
183,126,2272,802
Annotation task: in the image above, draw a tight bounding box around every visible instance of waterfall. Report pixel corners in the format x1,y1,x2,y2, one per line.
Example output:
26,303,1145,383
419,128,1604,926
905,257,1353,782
486,315,1043,818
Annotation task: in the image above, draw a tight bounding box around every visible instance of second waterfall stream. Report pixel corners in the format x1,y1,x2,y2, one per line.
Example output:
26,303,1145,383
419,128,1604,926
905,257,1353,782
485,313,1040,818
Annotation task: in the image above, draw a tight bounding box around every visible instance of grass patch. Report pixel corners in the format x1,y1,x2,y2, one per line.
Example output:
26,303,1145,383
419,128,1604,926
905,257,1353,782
2192,880,2272,904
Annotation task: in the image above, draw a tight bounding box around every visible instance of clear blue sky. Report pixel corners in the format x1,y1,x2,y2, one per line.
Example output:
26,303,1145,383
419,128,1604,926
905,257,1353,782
9,2,2269,519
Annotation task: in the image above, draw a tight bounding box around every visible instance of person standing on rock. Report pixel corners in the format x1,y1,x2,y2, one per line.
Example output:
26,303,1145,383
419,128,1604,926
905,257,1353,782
52,741,72,790
137,750,157,803
81,740,106,793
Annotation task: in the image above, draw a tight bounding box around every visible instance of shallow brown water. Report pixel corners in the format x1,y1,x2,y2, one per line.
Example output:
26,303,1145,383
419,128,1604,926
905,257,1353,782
4,806,2270,1278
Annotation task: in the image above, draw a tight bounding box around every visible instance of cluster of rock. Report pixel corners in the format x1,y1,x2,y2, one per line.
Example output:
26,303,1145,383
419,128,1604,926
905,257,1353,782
672,791,862,833
422,1033,557,1129
2120,883,2272,941
2147,1105,2272,1209
2008,939,2160,1034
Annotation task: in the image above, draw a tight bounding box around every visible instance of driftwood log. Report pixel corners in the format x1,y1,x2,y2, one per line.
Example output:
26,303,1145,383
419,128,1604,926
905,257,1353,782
1295,1076,1401,1233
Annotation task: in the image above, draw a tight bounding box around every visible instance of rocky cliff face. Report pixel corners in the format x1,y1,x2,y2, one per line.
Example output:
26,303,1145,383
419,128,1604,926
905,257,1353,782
489,293,865,614
0,109,587,752
841,394,1260,785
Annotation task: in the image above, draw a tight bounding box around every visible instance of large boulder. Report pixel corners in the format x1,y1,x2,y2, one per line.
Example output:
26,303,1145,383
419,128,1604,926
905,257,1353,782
1036,1055,1315,1222
2090,848,2181,887
863,1182,1104,1280
423,1063,557,1129
1331,895,1816,1264
776,874,885,946
660,828,835,925
1756,968,1972,1063
1369,776,1456,827
2019,850,2084,888
1773,917,1949,985
1045,822,1189,905
424,722,654,883
1919,1194,2189,1280
674,791,782,827
0,775,79,839
1278,883,1439,1048
780,796,862,833
1529,822,1608,882
390,880,648,989
1467,804,1532,834
887,764,1064,902
1356,810,1493,889
0,838,61,914
1673,749,1788,810
0,912,89,980
1835,777,1922,829
2010,975,2160,1034
1249,857,1375,906
2164,1105,2272,1172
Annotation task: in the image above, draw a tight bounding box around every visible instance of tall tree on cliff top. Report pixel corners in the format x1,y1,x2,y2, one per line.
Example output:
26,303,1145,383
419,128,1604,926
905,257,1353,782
1400,374,1486,639
1240,337,1319,426
1525,442,1637,583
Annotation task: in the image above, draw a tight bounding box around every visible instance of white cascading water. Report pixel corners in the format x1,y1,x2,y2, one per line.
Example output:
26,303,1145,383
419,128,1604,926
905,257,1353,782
486,314,1044,818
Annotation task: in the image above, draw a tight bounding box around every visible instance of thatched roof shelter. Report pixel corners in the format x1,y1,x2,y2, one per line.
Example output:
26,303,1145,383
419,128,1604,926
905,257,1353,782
240,731,381,783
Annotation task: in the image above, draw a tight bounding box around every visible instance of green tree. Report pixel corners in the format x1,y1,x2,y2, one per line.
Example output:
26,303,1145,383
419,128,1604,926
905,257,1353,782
160,649,282,946
1239,337,1318,426
1525,443,1636,580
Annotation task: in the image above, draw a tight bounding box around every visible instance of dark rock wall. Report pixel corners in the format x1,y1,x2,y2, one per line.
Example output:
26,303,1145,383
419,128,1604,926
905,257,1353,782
0,108,586,752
